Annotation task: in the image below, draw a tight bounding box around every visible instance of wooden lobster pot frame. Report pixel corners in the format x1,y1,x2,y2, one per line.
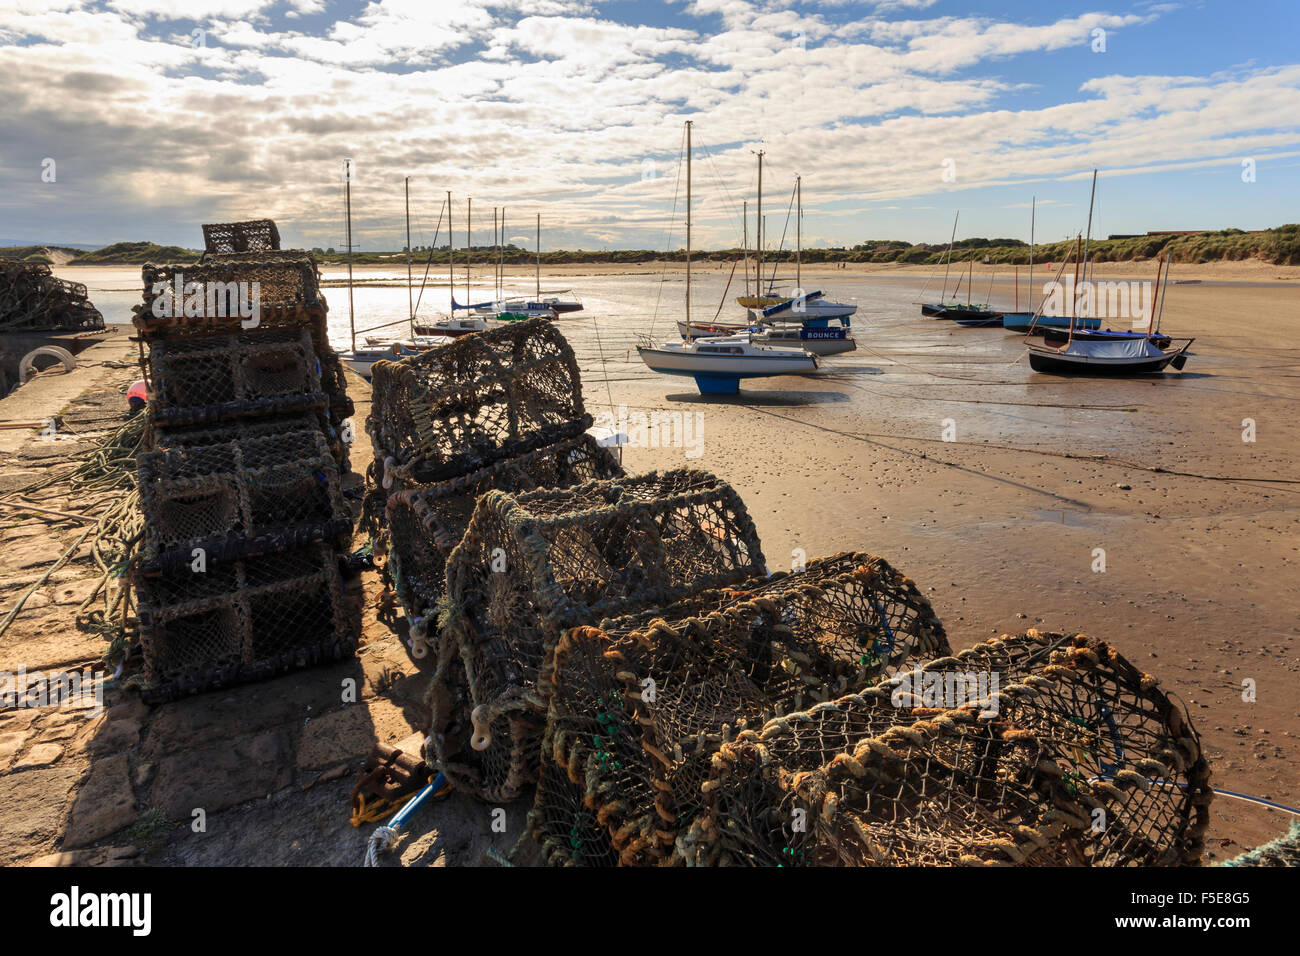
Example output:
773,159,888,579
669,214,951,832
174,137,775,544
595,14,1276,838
682,630,1211,867
366,318,589,491
528,552,950,865
429,469,767,803
383,432,624,652
135,542,357,703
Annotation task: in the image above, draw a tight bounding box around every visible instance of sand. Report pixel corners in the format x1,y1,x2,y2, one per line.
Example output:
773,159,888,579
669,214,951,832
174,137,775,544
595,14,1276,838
593,277,1300,855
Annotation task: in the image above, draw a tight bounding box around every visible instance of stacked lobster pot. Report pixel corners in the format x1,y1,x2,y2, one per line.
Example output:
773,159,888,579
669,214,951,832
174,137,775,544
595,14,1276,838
364,318,623,660
129,224,359,701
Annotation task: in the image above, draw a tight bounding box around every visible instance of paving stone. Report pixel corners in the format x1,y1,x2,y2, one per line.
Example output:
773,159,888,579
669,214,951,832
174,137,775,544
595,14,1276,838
13,742,64,769
30,845,140,867
149,730,293,819
0,766,81,862
64,754,137,848
0,729,30,763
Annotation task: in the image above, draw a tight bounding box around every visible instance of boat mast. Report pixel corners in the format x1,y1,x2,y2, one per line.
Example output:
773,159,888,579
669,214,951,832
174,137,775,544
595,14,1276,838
1068,235,1081,345
796,175,802,292
466,198,471,307
941,211,959,300
742,200,751,298
755,148,764,297
446,191,454,314
492,207,499,302
966,255,973,306
685,120,692,341
1082,169,1097,292
405,176,413,335
535,214,541,299
1148,253,1164,340
1029,196,1035,313
499,207,506,303
344,159,355,352
1155,255,1170,333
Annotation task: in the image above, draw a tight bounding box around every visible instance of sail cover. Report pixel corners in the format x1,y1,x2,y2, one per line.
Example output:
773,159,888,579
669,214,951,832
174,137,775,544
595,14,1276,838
1064,337,1167,359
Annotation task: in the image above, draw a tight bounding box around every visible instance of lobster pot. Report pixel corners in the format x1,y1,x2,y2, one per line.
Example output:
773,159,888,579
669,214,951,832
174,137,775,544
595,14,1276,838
683,630,1211,867
135,542,356,702
367,319,588,489
202,219,281,254
430,469,766,803
528,553,950,866
384,433,624,639
136,426,352,573
134,253,327,343
151,411,348,470
317,347,355,424
0,260,105,331
145,329,327,426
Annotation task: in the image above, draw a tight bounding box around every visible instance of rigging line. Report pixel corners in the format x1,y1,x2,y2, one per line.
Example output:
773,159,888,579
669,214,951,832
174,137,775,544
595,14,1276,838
588,302,617,418
853,342,1027,382
765,182,798,294
694,132,747,236
712,258,740,322
412,198,446,320
825,377,1144,410
648,123,687,339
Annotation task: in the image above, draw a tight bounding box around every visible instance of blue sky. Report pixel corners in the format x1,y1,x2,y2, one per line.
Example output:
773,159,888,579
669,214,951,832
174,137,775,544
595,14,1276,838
0,0,1296,251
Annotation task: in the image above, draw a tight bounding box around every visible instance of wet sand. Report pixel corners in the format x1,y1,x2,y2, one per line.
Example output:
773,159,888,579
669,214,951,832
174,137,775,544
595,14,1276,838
566,273,1300,854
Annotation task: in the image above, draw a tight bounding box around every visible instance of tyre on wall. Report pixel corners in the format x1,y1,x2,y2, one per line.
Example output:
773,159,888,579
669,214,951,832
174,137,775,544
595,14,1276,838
18,345,76,384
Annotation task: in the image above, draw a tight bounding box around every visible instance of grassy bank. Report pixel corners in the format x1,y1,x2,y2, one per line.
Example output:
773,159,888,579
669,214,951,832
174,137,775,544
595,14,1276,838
9,224,1297,267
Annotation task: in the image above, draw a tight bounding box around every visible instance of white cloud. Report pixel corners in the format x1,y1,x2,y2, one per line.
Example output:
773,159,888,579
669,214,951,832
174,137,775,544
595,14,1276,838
0,1,1295,249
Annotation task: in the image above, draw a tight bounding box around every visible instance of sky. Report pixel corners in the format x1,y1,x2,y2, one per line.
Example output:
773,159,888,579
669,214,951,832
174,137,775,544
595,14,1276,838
1,0,1297,252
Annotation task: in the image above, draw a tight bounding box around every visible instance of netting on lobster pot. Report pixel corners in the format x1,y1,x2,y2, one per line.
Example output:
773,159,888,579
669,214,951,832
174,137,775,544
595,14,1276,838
528,551,950,865
0,261,105,331
937,630,1213,866
134,253,326,341
366,318,588,489
384,432,624,641
428,469,766,803
316,348,355,423
525,719,625,867
144,328,328,426
137,426,352,573
530,613,772,866
201,219,281,255
685,630,1210,867
134,541,357,702
150,411,345,463
691,685,1091,867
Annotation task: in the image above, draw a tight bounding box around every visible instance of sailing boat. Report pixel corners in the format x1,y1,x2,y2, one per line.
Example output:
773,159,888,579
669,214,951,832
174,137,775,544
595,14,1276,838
1002,187,1100,332
335,165,441,378
491,215,583,314
734,160,856,323
1024,245,1193,374
638,121,818,395
921,213,1000,320
680,175,857,355
927,254,1003,322
414,196,500,337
